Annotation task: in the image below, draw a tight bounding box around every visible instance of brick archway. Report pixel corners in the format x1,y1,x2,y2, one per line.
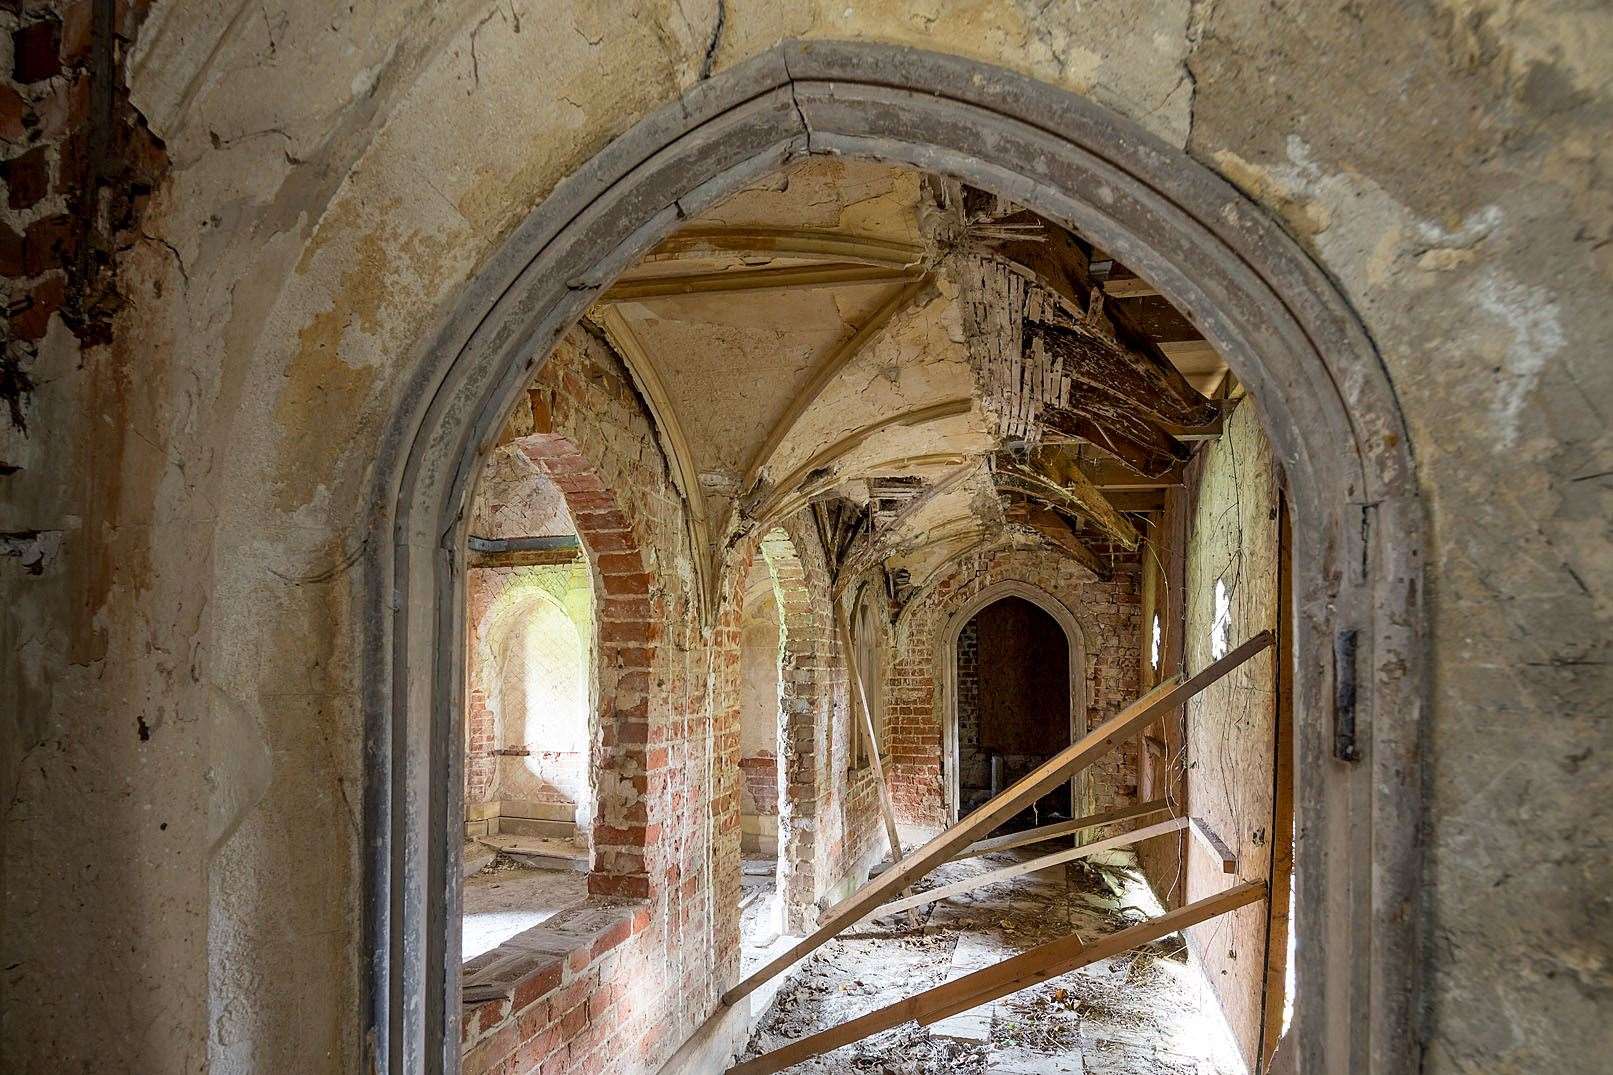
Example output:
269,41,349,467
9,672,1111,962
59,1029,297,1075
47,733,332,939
714,522,837,973
938,580,1090,827
513,433,657,900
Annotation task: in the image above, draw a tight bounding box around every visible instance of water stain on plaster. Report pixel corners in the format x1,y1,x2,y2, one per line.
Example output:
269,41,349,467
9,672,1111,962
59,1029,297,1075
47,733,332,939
276,207,456,512
1473,268,1563,449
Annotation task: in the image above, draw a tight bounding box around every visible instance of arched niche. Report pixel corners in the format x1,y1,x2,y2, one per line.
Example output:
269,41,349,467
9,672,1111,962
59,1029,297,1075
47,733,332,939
366,41,1425,1074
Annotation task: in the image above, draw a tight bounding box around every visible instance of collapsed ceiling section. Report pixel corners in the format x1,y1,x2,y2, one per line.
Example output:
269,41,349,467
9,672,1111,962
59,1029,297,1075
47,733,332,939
580,158,1231,614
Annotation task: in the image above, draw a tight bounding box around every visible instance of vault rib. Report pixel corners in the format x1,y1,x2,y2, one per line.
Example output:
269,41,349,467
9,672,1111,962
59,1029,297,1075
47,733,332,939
755,397,974,524
600,261,921,302
645,226,925,269
744,275,934,491
594,306,715,614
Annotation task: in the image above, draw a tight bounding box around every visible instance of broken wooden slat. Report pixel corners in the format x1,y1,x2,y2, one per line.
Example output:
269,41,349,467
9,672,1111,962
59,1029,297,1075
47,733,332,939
836,604,905,869
874,816,1187,917
1190,816,1239,874
720,630,1274,1006
952,798,1171,860
727,880,1267,1074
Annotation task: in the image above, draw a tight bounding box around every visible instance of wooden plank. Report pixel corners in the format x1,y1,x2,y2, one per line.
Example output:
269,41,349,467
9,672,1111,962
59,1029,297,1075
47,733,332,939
646,226,924,269
466,548,584,568
952,798,1170,859
916,880,1268,1027
720,630,1274,1006
837,605,904,867
728,881,1267,1074
1190,816,1239,874
602,261,920,301
1102,274,1160,299
875,817,1187,916
1259,494,1297,1067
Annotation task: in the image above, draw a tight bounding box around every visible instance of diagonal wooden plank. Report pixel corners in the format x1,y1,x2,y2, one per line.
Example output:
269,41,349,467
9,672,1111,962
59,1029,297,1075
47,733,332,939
875,816,1187,917
837,604,904,867
720,629,1274,1006
728,881,1267,1074
915,879,1268,1026
952,798,1171,860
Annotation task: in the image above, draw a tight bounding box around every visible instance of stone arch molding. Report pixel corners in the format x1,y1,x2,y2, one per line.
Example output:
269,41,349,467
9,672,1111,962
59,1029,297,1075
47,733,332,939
368,40,1425,1074
937,580,1090,828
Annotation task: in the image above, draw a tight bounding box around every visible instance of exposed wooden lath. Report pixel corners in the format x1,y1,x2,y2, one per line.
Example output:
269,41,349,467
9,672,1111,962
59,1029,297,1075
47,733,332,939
957,254,1035,442
955,253,1210,480
810,497,870,583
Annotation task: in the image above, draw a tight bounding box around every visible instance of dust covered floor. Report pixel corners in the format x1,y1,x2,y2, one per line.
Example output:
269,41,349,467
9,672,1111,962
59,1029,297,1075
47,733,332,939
741,851,785,977
739,849,1247,1075
461,856,589,961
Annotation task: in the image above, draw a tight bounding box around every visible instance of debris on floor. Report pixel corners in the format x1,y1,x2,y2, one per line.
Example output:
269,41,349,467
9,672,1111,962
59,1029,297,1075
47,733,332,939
738,849,1246,1075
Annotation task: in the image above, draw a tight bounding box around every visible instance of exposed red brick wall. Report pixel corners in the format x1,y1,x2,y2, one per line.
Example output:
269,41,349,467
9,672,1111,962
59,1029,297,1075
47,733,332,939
463,329,709,1074
462,903,660,1075
0,1,167,427
738,754,777,817
711,520,885,941
884,546,1143,831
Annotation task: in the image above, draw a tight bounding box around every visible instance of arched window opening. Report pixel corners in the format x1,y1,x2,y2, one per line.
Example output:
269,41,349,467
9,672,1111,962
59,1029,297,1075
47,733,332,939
737,545,786,963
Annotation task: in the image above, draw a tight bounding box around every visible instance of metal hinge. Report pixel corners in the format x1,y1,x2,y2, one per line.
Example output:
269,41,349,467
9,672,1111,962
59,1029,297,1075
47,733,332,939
1334,628,1361,762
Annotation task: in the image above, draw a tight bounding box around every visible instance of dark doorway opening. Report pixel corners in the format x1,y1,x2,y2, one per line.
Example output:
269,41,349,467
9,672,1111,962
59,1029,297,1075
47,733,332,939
956,596,1071,823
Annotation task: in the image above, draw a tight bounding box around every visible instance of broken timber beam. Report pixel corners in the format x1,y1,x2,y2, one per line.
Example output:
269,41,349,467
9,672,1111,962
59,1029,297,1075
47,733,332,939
727,880,1267,1074
916,880,1267,1027
950,798,1171,860
720,629,1274,1007
874,816,1187,917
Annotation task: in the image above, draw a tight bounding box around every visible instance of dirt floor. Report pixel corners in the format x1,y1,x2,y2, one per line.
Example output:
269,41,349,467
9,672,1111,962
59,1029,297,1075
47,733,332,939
739,848,1247,1075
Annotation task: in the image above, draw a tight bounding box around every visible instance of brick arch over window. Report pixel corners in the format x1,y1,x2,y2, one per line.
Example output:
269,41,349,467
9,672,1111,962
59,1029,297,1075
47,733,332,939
512,434,658,900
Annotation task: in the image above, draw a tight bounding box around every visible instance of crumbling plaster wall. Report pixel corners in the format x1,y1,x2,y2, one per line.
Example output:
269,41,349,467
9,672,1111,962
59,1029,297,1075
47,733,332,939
0,2,1607,1072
